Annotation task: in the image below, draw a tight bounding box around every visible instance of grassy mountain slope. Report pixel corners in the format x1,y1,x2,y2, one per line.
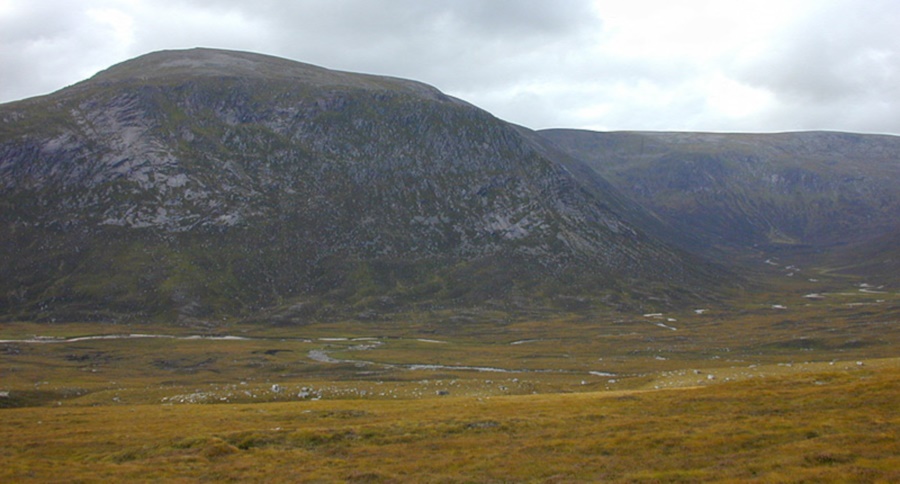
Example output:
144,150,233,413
0,49,726,323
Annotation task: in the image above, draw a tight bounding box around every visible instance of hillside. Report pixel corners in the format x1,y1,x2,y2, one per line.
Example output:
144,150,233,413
540,129,900,278
0,49,724,324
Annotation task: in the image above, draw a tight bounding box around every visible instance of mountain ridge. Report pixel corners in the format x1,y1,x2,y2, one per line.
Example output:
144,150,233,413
540,128,900,280
21,48,463,107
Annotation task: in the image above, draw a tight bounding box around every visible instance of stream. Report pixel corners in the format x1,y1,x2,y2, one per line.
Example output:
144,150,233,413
0,333,618,378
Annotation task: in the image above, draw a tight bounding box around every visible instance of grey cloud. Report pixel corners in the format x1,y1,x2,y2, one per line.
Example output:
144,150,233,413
0,1,117,100
235,0,596,38
746,6,899,101
2,0,899,134
254,0,599,86
734,0,900,133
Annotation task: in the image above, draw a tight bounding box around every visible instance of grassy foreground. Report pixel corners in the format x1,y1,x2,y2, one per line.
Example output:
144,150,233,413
2,273,899,481
2,362,899,482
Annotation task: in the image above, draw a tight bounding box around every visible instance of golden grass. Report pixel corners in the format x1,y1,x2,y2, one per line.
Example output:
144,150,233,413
2,274,899,481
2,364,898,482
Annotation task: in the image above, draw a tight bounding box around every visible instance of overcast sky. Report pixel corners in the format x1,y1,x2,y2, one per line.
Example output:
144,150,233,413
2,0,899,134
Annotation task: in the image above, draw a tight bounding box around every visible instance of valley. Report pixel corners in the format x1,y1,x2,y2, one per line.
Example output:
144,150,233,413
2,48,899,481
3,267,898,406
2,270,898,481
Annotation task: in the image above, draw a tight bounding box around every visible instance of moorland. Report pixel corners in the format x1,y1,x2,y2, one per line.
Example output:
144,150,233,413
2,266,899,482
1,49,899,482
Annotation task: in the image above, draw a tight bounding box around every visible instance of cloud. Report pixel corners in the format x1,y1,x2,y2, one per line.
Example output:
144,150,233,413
0,1,128,100
732,0,900,133
739,1,899,102
1,0,899,135
0,0,599,99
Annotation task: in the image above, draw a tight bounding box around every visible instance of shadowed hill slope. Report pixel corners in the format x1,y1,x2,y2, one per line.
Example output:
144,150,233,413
540,129,900,279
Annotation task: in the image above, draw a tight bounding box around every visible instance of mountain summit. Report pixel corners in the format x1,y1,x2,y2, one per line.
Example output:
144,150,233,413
81,48,458,101
0,49,722,323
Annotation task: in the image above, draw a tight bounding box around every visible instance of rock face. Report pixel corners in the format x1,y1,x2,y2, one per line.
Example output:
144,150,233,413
0,49,721,323
540,130,900,262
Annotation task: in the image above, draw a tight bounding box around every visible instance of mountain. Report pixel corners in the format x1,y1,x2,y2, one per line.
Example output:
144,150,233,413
0,49,724,323
540,129,900,277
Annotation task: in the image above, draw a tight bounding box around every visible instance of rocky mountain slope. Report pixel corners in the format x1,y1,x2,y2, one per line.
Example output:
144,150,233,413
0,49,723,323
540,129,900,276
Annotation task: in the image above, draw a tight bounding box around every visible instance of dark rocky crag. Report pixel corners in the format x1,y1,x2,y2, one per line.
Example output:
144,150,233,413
0,49,723,323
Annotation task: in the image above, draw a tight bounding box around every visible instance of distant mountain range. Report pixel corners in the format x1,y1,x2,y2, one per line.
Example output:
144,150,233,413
0,48,896,324
540,129,900,278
